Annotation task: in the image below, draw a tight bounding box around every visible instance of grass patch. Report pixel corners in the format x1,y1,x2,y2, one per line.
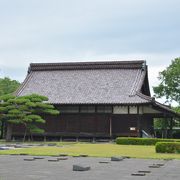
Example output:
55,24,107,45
0,143,180,159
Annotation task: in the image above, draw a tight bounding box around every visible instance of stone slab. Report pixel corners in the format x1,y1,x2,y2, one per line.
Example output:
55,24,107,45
111,157,123,161
73,165,91,171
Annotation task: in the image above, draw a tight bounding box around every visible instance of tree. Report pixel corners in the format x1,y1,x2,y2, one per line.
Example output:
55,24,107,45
0,94,59,141
153,58,180,104
0,77,20,96
0,77,20,138
153,58,180,138
154,118,175,138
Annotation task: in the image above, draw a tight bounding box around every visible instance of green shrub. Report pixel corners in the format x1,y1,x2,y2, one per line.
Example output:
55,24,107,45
155,142,180,153
115,137,180,145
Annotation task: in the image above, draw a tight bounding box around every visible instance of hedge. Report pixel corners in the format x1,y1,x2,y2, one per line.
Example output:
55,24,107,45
115,137,180,145
155,142,180,153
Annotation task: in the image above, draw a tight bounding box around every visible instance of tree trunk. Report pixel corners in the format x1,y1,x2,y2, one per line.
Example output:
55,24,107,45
23,127,27,142
0,121,4,139
6,123,12,141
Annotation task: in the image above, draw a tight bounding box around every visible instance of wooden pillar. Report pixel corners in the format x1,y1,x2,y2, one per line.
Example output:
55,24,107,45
94,114,97,138
169,117,173,138
109,116,112,138
137,106,142,137
137,116,141,137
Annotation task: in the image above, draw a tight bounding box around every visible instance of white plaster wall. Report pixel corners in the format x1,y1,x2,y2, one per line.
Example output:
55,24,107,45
113,106,128,114
142,105,161,114
129,106,137,114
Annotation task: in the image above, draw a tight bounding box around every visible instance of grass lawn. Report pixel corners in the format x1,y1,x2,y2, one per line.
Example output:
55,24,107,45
0,143,180,159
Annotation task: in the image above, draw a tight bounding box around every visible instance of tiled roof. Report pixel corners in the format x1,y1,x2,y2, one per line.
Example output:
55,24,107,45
16,60,151,104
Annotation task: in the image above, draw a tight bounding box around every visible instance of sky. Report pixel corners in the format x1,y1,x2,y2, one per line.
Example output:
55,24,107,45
0,0,179,101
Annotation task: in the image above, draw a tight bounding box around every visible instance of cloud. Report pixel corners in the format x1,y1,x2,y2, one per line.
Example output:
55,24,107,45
0,0,179,103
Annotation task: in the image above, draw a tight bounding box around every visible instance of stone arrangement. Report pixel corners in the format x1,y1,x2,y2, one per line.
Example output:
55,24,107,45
131,161,166,176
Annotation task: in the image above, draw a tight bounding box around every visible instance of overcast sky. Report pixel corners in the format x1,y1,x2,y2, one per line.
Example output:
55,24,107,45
0,0,179,99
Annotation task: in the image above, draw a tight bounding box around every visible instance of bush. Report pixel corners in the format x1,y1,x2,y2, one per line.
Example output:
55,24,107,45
155,142,180,153
115,137,180,145
172,130,180,139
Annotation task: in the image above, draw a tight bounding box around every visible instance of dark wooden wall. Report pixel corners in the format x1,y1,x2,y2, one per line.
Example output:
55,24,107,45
12,113,153,138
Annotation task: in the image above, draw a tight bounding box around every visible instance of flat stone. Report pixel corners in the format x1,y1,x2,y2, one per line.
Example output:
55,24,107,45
6,144,16,147
47,143,56,146
0,147,11,150
48,159,59,162
24,158,35,161
20,153,28,155
59,154,68,157
33,157,44,160
63,138,76,142
14,145,22,148
78,139,92,142
79,154,88,157
72,155,80,158
73,165,91,171
57,157,68,160
131,173,146,176
149,165,160,168
37,144,45,146
111,157,123,161
95,139,110,143
99,161,110,164
122,156,131,159
138,170,151,173
156,163,164,166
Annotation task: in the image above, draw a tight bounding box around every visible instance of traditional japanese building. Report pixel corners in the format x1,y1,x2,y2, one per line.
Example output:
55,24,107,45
13,61,177,140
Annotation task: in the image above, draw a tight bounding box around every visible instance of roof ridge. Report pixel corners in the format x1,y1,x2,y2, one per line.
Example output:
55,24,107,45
153,101,179,116
130,69,142,96
28,60,146,72
15,72,34,96
136,92,153,102
136,92,179,116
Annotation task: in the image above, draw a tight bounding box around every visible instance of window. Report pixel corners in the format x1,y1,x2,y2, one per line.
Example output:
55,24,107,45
59,105,79,113
97,105,112,113
80,106,95,113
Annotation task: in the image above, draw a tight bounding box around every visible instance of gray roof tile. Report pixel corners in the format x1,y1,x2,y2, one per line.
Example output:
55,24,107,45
16,61,151,104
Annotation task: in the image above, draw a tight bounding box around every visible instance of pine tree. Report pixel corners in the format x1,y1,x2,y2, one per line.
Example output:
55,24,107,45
0,94,59,141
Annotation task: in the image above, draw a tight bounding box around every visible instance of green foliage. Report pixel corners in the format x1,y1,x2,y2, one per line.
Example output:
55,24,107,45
23,94,48,102
0,94,60,139
0,77,20,96
173,106,180,113
153,58,180,104
155,142,180,153
28,124,45,134
154,118,175,129
115,137,180,145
